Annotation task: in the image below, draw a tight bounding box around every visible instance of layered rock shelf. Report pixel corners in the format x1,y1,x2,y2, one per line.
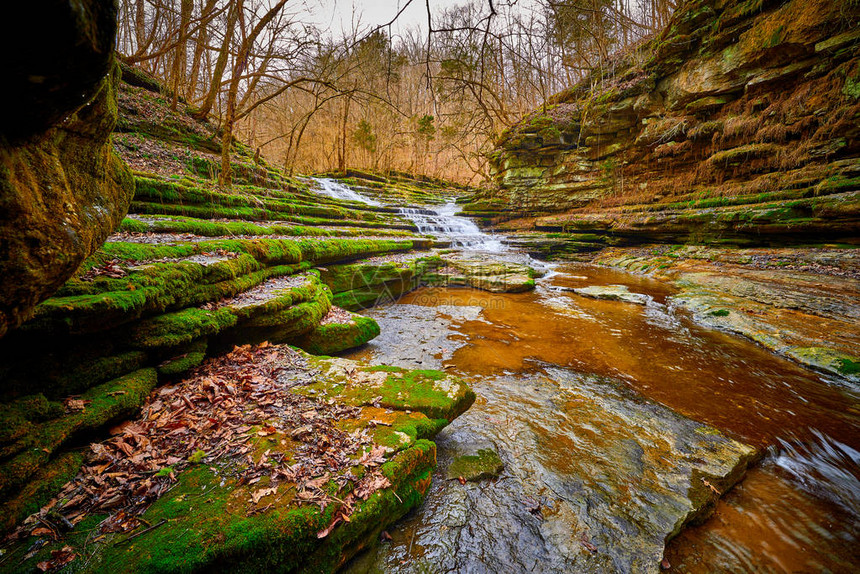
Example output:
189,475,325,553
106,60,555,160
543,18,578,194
0,344,475,573
0,65,535,569
462,0,859,248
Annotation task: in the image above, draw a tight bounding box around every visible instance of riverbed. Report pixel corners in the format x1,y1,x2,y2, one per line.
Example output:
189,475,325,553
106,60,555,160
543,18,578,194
340,262,859,573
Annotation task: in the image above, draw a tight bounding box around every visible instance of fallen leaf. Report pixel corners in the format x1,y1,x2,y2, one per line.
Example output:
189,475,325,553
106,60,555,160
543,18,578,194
257,425,277,437
36,545,76,571
316,514,343,539
250,486,278,504
702,478,722,495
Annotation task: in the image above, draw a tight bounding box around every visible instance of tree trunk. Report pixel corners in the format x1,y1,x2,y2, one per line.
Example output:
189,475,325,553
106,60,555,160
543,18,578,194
195,0,241,120
134,0,146,54
171,0,193,110
219,85,237,186
188,0,218,102
339,95,351,172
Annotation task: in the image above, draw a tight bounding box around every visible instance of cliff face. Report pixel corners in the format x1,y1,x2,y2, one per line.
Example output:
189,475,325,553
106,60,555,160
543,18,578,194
466,0,859,245
0,1,134,337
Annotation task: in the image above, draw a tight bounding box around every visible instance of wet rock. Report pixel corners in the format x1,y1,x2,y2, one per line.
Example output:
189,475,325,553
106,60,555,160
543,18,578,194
446,448,504,481
0,1,134,337
596,246,860,385
427,256,539,293
352,368,758,574
573,284,652,305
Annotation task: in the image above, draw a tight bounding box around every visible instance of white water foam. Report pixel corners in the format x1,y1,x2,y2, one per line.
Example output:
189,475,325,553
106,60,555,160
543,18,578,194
312,177,381,206
397,202,505,252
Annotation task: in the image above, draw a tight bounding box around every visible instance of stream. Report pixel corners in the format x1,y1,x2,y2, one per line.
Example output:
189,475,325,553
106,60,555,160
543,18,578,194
312,180,860,573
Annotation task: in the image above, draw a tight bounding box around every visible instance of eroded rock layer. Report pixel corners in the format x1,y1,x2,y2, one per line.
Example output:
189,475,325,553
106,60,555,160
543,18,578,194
0,1,134,337
464,0,859,246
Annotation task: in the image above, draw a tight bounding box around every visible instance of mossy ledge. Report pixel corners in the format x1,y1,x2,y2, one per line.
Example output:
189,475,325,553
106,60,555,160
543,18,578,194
0,348,475,574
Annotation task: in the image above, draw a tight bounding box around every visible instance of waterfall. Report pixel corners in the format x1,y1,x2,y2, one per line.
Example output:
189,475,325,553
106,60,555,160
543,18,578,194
398,202,504,252
310,178,502,251
311,177,381,206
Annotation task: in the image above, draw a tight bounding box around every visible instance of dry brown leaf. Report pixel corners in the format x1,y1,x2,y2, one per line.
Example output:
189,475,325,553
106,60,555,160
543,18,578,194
36,545,76,571
250,486,278,504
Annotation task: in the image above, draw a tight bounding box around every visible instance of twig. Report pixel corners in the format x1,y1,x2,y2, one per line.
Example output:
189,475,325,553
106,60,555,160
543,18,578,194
113,519,167,546
407,527,417,558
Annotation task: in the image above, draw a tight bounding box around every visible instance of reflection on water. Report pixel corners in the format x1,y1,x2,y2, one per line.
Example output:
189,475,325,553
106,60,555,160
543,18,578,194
344,263,859,573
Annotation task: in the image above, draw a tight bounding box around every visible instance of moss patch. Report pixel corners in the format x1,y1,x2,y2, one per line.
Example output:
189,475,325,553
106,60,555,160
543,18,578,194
446,448,504,481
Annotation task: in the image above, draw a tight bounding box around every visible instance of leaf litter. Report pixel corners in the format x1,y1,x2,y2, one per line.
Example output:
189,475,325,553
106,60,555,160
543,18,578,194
11,343,397,560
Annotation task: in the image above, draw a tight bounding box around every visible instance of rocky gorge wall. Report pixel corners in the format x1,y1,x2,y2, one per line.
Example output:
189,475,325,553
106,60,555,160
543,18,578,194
0,1,134,337
464,0,859,246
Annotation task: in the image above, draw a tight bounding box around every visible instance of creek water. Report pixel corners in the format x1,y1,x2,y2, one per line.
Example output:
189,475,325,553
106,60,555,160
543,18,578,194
308,180,858,571
341,265,859,573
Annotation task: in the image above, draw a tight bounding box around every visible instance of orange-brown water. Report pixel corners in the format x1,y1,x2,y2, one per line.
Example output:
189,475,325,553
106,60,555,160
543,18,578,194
346,263,859,573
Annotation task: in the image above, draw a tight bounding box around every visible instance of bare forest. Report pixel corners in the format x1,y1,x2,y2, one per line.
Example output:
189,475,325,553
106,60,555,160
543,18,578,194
116,0,676,184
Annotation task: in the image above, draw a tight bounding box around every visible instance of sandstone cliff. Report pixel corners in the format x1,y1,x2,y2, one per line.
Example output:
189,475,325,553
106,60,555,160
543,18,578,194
0,1,134,337
464,0,859,248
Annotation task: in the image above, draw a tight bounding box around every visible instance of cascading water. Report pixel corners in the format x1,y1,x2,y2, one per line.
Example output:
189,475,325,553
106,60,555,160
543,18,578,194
312,177,504,251
398,202,504,252
311,177,381,206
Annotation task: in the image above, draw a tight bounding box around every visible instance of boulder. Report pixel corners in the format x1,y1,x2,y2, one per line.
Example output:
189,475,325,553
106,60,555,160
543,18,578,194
0,0,134,337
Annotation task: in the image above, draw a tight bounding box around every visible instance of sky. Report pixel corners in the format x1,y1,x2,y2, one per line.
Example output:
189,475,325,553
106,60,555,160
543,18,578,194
302,0,456,37
302,0,540,39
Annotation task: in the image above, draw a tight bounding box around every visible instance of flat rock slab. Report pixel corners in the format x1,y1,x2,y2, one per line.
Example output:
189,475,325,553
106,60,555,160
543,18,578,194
446,448,504,481
428,255,540,293
352,368,758,574
572,284,652,305
1,344,474,574
672,271,860,384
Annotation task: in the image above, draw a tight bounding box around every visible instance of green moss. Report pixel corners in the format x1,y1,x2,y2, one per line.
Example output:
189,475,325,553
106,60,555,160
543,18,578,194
843,76,860,100
355,367,474,421
157,338,208,377
708,309,730,317
131,307,238,349
52,351,149,397
6,440,438,573
0,369,157,500
837,358,860,375
0,395,64,443
0,450,85,533
446,449,504,481
30,238,412,335
292,314,380,355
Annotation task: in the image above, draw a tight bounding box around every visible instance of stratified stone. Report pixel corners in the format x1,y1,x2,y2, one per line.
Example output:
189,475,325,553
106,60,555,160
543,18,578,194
446,448,504,481
0,1,134,337
427,255,539,293
572,284,652,305
464,0,860,246
0,347,475,573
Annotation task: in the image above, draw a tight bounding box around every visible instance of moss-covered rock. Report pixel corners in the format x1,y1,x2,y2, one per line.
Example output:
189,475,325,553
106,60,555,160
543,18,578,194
426,256,539,293
0,348,474,573
0,368,156,502
0,63,134,337
446,449,504,482
292,311,381,355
